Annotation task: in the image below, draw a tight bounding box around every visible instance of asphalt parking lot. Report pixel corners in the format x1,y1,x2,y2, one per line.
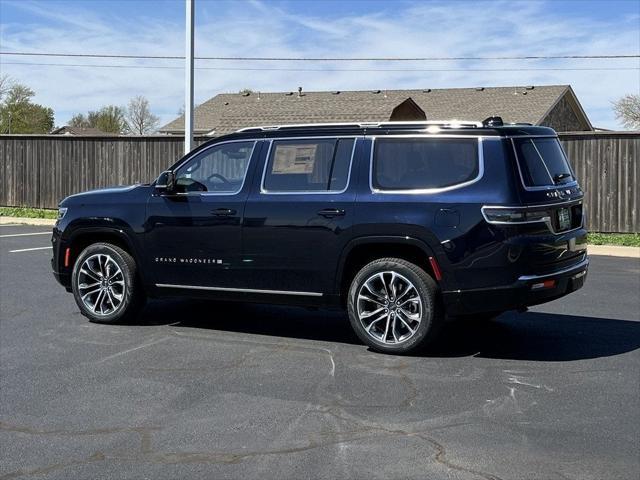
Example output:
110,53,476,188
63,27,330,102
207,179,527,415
1,224,639,480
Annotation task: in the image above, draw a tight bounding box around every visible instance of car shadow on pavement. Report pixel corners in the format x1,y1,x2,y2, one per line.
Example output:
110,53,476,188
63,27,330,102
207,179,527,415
133,300,640,361
429,311,640,361
134,298,362,345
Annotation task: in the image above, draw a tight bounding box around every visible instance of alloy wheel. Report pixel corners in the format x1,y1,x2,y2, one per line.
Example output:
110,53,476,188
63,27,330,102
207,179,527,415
77,253,125,316
356,271,425,345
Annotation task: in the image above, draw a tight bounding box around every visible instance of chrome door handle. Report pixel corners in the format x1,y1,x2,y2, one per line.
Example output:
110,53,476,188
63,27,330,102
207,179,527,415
317,208,345,218
211,208,236,216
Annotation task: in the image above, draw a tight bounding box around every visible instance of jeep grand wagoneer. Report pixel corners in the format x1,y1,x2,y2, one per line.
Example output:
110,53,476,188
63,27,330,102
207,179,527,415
52,118,588,354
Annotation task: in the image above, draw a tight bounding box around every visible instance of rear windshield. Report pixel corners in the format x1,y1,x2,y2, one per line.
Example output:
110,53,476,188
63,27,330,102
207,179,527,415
513,137,574,187
372,138,479,191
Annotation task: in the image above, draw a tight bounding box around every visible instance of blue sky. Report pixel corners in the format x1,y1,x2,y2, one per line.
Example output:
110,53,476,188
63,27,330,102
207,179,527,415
1,0,639,129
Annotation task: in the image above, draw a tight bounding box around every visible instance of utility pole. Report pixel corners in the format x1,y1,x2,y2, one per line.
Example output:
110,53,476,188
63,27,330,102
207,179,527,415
184,0,195,154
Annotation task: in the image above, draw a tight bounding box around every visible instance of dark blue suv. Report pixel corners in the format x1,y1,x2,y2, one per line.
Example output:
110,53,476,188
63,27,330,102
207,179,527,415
52,119,588,354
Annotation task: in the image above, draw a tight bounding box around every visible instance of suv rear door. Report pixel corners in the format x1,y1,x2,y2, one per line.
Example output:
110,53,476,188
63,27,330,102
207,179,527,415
241,136,359,295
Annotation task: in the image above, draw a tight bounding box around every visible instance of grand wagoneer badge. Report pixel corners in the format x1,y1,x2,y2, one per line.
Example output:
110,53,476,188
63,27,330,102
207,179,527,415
155,257,223,264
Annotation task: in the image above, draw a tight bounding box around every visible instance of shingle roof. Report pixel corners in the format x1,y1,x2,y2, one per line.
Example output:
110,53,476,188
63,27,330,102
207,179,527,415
160,85,575,135
51,126,118,136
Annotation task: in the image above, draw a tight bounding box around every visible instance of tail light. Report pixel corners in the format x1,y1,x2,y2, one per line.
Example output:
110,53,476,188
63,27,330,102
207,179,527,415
481,206,551,225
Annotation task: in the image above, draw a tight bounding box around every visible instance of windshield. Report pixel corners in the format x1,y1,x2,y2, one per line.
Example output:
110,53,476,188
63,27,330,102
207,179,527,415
513,137,574,187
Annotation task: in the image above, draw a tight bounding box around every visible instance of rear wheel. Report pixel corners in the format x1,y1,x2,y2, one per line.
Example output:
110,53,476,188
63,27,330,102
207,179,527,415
347,258,443,354
71,243,145,324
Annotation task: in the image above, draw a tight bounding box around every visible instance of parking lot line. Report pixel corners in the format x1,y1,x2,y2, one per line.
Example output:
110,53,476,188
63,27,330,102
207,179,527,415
9,246,53,253
0,232,51,238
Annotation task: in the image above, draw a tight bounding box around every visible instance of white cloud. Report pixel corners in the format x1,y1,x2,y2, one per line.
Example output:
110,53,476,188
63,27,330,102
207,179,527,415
0,0,638,129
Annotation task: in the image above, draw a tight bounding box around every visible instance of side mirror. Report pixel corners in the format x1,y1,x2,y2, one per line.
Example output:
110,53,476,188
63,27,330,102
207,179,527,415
155,170,175,194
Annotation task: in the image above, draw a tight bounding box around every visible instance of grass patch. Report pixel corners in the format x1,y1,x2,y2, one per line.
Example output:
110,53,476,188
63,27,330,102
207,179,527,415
0,206,58,219
588,233,640,247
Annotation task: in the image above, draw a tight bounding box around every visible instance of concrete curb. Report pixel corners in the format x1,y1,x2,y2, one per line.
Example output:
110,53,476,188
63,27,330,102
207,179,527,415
587,245,640,258
1,216,638,258
0,216,56,226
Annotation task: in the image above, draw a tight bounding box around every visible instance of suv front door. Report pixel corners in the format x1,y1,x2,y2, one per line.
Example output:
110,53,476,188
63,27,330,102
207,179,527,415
145,140,260,289
242,137,359,295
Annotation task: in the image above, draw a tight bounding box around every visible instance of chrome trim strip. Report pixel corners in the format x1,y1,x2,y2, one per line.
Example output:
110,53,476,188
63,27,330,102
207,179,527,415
368,135,489,195
237,120,483,132
156,283,323,297
518,257,589,281
259,136,359,195
170,139,260,196
508,134,558,139
483,199,583,210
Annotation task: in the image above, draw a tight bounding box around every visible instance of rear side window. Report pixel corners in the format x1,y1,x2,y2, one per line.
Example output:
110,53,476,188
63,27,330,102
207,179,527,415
513,137,574,187
263,138,354,192
372,138,479,191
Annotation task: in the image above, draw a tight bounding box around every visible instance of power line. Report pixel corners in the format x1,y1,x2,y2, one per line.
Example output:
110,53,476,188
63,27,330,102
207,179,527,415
3,62,638,72
0,51,639,61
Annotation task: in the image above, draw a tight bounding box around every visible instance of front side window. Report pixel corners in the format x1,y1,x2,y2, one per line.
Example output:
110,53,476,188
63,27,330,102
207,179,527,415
513,137,574,187
174,141,255,194
263,138,354,192
372,138,479,191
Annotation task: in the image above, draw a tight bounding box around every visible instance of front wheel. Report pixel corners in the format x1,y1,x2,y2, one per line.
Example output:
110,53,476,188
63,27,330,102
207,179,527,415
71,242,145,324
347,258,443,354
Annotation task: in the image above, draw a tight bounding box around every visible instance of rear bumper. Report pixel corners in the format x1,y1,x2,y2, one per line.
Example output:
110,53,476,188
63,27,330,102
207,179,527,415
443,257,589,315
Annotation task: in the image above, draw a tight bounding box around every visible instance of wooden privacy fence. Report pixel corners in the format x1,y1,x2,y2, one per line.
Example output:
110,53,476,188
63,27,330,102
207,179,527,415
0,131,638,232
559,132,638,233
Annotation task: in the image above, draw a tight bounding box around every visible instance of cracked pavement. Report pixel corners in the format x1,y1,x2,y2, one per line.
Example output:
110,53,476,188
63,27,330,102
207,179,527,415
1,225,639,479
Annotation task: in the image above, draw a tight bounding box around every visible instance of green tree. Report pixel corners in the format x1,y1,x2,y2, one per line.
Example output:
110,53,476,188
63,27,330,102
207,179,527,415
69,112,89,128
68,105,129,134
0,82,54,134
94,105,128,134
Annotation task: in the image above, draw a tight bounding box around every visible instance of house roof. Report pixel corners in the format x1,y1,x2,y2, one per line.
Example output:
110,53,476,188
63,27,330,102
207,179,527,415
50,126,118,136
159,85,587,135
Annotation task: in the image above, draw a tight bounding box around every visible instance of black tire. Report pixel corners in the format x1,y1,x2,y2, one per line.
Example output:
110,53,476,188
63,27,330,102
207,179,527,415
71,242,145,324
347,257,443,354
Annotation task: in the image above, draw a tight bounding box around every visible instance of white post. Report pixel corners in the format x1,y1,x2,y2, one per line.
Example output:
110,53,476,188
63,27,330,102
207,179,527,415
184,0,195,154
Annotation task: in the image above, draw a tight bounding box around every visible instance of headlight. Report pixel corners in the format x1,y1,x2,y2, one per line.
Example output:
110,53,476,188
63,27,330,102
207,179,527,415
57,207,68,220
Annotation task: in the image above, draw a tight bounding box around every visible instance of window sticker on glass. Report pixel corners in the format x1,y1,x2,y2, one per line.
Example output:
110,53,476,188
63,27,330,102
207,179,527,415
272,145,317,174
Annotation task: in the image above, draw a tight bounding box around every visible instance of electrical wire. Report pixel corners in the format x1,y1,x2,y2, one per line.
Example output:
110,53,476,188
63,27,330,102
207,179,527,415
2,61,638,72
0,51,639,61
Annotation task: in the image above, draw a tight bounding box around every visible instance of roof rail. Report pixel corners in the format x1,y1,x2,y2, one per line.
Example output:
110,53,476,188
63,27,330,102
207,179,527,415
236,120,484,133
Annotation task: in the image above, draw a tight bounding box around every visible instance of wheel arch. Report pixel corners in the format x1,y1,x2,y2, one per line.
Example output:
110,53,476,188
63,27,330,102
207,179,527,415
65,226,143,280
335,236,440,305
